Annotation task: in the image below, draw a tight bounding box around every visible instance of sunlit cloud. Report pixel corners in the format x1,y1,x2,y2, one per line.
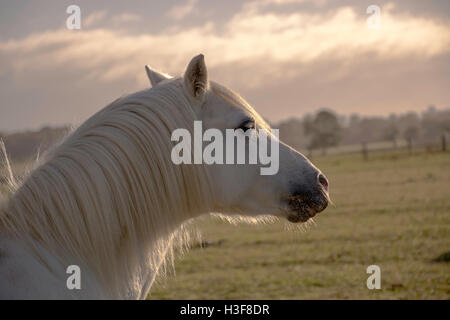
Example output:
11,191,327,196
0,1,449,130
84,11,108,28
83,11,141,28
1,3,448,86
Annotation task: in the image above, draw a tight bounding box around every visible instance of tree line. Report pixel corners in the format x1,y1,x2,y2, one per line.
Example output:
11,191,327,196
276,106,450,155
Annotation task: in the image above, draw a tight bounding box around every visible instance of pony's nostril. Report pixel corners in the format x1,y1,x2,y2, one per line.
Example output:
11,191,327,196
318,173,329,191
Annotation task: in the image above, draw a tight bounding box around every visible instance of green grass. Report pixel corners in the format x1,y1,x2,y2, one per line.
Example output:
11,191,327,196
150,150,450,299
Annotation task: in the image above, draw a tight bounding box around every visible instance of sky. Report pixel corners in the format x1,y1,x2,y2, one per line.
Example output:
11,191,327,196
0,0,449,132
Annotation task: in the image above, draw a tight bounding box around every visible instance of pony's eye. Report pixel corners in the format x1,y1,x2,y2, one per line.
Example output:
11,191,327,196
236,119,255,132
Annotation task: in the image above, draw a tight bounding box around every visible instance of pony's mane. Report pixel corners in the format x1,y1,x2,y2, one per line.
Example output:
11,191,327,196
0,79,213,298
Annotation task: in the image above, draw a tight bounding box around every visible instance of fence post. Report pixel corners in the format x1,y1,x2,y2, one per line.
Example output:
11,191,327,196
442,134,447,152
362,142,368,161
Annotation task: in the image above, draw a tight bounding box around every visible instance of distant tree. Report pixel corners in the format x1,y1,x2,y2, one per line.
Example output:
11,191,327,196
383,125,399,148
277,118,307,150
422,109,450,142
304,110,342,155
302,114,314,156
349,113,360,127
403,125,419,153
439,117,450,133
382,114,399,148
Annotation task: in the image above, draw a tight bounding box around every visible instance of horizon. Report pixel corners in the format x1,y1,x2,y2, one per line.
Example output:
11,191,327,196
2,104,450,135
2,104,449,135
1,0,449,132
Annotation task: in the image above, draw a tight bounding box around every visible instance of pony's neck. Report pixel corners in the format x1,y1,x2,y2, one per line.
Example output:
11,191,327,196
1,87,213,299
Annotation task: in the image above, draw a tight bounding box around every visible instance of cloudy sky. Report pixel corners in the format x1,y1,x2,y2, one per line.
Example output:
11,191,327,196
0,0,449,132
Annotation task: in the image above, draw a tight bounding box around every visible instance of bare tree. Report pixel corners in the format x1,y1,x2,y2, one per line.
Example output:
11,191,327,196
383,114,399,149
403,126,419,153
304,110,342,155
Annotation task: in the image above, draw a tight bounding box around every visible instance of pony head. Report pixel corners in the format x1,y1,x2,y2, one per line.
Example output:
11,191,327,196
145,54,329,224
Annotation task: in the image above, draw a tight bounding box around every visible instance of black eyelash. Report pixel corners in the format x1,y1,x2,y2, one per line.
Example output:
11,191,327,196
236,119,255,132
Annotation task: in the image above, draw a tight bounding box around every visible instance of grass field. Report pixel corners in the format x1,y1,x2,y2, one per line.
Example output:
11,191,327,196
150,150,450,299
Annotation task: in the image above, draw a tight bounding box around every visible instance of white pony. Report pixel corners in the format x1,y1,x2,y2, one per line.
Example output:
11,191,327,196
0,54,329,299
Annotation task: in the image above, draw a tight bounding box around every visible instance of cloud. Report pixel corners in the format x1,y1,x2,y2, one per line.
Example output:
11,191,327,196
111,13,141,24
244,0,328,12
2,4,448,84
83,11,141,28
84,11,108,28
166,0,198,20
0,2,449,130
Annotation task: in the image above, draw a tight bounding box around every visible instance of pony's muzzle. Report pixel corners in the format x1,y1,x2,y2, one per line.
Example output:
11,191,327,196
286,173,329,223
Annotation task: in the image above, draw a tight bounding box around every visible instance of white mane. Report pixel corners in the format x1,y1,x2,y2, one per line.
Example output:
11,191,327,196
0,79,214,298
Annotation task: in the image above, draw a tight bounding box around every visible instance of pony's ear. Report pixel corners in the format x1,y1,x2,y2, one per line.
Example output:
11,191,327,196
145,65,172,87
183,54,209,102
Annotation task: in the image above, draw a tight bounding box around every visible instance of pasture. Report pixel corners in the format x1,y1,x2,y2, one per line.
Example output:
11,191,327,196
150,150,450,299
